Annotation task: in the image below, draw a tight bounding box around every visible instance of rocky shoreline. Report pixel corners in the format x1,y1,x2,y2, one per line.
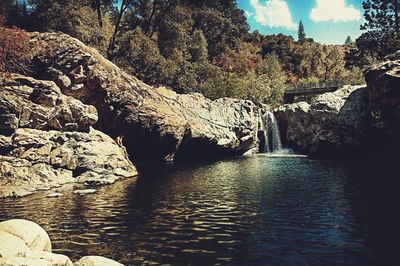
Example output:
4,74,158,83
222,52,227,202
0,32,273,198
0,74,137,198
0,219,123,265
1,32,400,199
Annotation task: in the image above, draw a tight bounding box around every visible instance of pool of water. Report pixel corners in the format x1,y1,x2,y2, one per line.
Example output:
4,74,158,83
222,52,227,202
1,155,399,265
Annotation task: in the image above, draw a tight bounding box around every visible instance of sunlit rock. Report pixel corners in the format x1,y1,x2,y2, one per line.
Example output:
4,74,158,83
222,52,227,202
74,256,124,266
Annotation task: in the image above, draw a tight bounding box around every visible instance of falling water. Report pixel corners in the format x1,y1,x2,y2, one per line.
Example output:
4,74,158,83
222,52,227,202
269,112,283,151
261,111,283,153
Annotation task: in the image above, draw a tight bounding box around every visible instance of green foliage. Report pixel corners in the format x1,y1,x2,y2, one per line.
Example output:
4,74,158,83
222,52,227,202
1,0,371,106
187,29,208,63
298,20,306,44
297,76,320,86
158,5,193,60
343,67,365,85
253,55,287,104
361,0,400,34
348,0,400,68
114,27,171,85
345,36,353,45
25,0,113,53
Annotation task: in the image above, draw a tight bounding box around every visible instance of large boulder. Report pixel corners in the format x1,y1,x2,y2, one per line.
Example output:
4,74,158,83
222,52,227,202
0,219,124,265
0,128,137,197
275,85,369,156
73,256,124,266
0,231,30,258
365,59,400,146
0,74,137,197
29,32,264,161
0,219,51,252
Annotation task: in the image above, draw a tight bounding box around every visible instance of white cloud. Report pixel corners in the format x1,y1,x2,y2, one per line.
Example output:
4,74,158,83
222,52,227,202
310,0,361,22
250,0,297,30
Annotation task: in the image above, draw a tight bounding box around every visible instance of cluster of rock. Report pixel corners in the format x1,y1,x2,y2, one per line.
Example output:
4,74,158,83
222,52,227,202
28,32,266,161
1,32,273,197
275,85,369,156
0,74,137,198
0,219,123,265
2,31,399,197
365,59,400,147
275,57,400,156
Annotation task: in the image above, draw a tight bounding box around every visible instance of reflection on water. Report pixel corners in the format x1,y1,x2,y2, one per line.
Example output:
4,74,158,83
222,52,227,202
1,156,399,265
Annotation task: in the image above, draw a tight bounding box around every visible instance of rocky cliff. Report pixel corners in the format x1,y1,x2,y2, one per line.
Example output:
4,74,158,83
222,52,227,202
365,59,400,147
275,85,369,156
275,57,400,156
28,32,265,162
0,74,137,197
1,32,272,197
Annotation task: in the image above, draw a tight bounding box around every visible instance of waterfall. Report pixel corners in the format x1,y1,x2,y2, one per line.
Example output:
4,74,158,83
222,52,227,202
261,111,283,153
269,112,282,151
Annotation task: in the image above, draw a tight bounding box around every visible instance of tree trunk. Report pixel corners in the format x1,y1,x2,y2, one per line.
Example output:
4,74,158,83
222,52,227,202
96,0,103,28
145,0,159,37
107,0,128,59
394,0,400,35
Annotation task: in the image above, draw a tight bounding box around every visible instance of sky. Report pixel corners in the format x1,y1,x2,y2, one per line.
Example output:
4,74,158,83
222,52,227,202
237,0,365,44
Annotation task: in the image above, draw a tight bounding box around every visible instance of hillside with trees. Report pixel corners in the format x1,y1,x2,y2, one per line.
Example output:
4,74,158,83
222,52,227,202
0,0,394,105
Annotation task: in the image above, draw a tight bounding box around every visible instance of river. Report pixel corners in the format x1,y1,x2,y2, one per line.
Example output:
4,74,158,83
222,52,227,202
0,155,399,265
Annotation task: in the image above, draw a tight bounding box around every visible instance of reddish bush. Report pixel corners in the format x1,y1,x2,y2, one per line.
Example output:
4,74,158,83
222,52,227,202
0,16,31,74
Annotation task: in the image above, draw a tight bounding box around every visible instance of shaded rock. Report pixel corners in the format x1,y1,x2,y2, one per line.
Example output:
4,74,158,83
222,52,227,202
0,219,52,252
74,256,124,266
275,85,369,155
0,74,98,134
29,32,264,161
365,59,400,146
0,128,137,198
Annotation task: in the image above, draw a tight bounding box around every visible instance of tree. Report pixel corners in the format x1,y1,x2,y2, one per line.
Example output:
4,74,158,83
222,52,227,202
261,34,295,73
114,27,172,85
26,0,113,52
361,0,400,35
91,0,115,29
251,54,287,104
317,45,346,81
345,36,353,45
107,0,139,58
298,20,306,44
353,0,400,61
187,29,208,63
157,5,193,60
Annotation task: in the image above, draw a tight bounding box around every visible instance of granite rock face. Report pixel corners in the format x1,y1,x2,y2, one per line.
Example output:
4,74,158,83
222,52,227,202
0,74,97,135
275,85,369,155
0,75,137,198
29,32,264,161
0,219,123,265
365,59,400,146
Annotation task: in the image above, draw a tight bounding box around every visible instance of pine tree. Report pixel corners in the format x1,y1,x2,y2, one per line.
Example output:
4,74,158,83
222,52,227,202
345,36,353,45
298,20,306,44
361,0,400,36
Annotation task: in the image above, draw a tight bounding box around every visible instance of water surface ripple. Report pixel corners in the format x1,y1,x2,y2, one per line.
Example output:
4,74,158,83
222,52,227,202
1,156,399,265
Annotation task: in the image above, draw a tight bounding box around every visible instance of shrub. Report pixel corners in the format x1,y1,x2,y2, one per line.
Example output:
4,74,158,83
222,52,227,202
0,18,31,74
